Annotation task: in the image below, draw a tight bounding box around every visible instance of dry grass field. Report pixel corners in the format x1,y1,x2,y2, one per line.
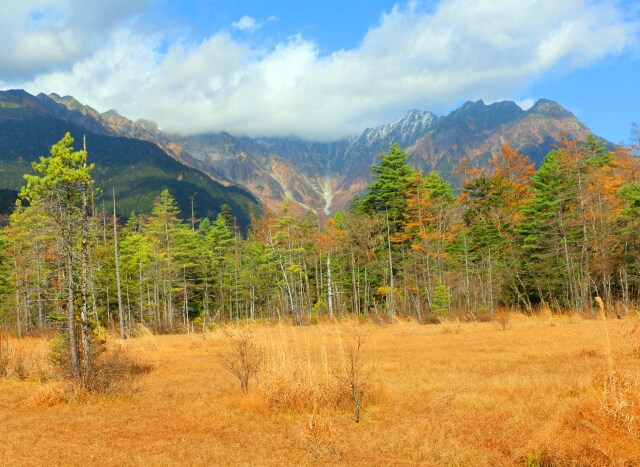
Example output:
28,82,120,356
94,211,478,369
2,313,640,466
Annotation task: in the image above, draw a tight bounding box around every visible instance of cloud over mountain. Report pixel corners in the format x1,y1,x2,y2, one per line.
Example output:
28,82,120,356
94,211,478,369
2,0,638,140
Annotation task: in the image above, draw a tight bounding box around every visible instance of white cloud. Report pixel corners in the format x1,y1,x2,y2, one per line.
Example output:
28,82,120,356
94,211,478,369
3,0,639,140
516,99,535,111
231,15,277,33
0,0,148,80
232,15,258,32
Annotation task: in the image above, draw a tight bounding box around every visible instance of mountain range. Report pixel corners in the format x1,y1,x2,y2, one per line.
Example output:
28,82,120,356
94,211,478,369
119,97,595,215
0,89,599,220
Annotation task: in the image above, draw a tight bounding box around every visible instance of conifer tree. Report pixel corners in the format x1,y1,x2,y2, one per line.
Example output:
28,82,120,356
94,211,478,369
144,189,183,330
19,133,95,383
361,143,416,232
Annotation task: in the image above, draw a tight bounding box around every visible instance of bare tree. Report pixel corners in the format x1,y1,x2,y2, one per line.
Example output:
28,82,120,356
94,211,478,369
218,330,263,392
335,331,371,423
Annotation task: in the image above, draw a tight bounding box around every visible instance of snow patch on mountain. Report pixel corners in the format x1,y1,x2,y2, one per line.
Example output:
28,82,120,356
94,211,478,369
349,109,438,149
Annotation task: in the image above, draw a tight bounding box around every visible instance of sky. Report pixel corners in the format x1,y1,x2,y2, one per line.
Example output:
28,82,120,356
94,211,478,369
0,0,638,143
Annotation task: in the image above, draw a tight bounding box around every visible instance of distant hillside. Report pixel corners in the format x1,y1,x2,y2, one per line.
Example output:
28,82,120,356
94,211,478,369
0,90,259,227
0,189,18,218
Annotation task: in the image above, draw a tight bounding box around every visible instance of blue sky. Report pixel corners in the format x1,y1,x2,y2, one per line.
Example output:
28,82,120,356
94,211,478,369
0,0,638,143
150,1,406,52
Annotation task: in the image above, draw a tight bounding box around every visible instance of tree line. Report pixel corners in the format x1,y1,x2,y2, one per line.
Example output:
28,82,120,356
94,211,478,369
2,131,640,345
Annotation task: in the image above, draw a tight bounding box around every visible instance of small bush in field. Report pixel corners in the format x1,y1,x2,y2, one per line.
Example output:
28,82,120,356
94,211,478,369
86,345,152,395
257,330,378,419
259,353,328,411
334,331,372,423
218,329,263,393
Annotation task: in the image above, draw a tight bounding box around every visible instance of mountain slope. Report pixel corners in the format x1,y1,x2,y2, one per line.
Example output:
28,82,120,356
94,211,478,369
407,99,592,175
0,90,259,227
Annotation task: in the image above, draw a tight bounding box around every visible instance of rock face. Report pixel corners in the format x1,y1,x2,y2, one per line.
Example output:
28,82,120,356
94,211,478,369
12,89,598,217
167,109,441,215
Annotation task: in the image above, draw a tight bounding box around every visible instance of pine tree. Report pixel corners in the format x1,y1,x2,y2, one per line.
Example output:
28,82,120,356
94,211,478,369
19,133,95,383
361,143,416,232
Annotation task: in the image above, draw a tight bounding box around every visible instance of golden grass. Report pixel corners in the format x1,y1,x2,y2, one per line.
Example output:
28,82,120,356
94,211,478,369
2,314,640,465
0,333,53,382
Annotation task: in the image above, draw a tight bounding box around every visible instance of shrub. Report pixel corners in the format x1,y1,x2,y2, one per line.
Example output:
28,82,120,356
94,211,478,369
334,331,371,423
259,352,334,412
85,344,151,395
257,331,378,420
218,329,263,393
49,334,150,395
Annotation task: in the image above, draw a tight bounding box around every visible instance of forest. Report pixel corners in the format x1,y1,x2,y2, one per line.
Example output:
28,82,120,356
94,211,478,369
2,131,640,339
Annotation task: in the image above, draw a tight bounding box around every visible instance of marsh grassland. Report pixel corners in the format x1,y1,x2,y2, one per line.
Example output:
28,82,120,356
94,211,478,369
2,314,640,466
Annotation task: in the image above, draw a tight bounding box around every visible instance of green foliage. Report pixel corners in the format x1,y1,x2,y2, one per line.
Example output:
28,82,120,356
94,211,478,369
431,283,451,314
423,171,455,202
517,149,582,306
616,181,640,278
20,132,94,206
361,143,416,231
619,181,640,211
582,134,610,168
4,130,640,337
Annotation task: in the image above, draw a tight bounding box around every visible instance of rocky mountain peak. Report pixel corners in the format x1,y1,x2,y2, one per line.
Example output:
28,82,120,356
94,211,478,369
460,99,484,110
526,99,575,119
48,93,87,112
134,119,159,133
398,108,438,132
103,109,122,118
1,89,32,101
351,108,438,148
441,99,524,133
